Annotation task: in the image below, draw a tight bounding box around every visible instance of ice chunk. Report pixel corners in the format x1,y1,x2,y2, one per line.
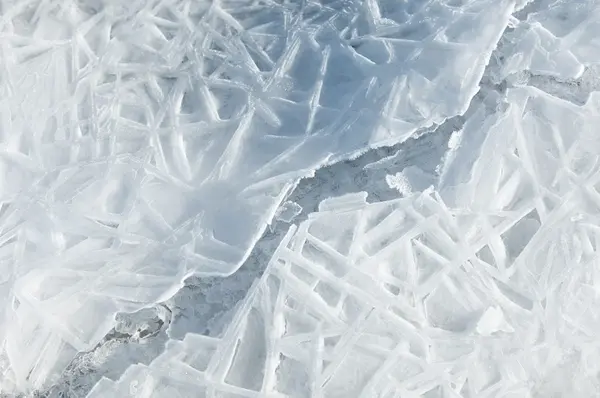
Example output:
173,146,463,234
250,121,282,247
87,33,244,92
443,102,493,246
496,21,585,80
433,87,600,394
440,86,600,215
0,0,517,391
85,190,519,397
0,0,518,273
318,192,369,212
475,307,514,336
92,87,600,397
386,166,436,195
386,172,414,195
274,201,303,224
363,149,405,171
493,0,600,81
440,87,600,297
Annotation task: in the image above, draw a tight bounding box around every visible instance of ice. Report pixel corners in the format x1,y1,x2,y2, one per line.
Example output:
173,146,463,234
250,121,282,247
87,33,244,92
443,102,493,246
386,166,436,195
439,87,600,394
86,189,522,397
385,172,414,195
88,87,600,397
274,201,303,224
88,191,471,397
0,0,519,391
492,0,600,82
363,149,406,171
83,191,498,397
440,85,600,215
475,306,514,336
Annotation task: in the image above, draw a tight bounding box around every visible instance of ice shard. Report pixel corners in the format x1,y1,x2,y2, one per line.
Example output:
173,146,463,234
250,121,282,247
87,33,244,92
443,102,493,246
88,87,600,397
0,0,518,391
492,0,600,81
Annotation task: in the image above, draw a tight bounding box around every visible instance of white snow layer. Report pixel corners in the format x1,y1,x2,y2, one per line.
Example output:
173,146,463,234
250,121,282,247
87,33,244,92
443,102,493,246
0,0,599,395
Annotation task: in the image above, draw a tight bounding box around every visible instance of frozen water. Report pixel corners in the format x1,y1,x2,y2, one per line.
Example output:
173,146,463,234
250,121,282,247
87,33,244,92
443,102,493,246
385,166,436,195
82,190,536,396
274,201,303,224
90,191,482,397
492,0,600,82
440,85,600,217
4,0,600,394
0,0,518,391
88,86,600,397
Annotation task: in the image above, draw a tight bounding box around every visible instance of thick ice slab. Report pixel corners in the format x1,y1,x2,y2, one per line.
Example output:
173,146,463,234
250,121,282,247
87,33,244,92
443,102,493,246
440,86,600,214
492,0,600,81
0,0,517,273
0,0,516,391
89,88,600,397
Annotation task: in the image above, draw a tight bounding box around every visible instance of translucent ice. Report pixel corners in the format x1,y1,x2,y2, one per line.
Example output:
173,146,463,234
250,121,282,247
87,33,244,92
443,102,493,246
85,188,535,396
274,201,303,224
0,0,518,391
492,0,600,81
90,87,600,397
440,86,600,215
386,166,436,195
475,306,514,336
90,191,491,397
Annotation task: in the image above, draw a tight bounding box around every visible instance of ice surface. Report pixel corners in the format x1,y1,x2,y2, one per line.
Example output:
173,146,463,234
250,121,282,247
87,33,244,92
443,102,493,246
274,201,303,224
385,166,436,195
440,85,600,216
492,0,600,82
84,188,543,396
0,0,519,391
88,86,600,397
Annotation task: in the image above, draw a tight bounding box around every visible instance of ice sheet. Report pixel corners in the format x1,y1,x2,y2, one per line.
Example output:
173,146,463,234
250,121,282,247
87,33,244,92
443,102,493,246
88,87,600,397
492,0,600,81
440,86,600,215
0,0,517,391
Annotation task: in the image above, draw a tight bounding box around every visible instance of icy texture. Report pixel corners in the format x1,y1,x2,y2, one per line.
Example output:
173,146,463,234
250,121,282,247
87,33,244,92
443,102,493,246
274,201,303,224
492,0,600,81
0,0,519,391
440,85,600,215
385,166,436,195
89,87,600,397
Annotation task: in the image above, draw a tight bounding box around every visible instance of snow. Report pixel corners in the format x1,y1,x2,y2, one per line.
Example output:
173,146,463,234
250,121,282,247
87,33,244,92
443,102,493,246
1,0,600,396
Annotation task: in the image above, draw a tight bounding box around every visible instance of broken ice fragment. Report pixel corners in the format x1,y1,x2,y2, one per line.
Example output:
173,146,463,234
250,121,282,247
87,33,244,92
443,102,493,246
475,307,515,336
274,201,303,224
493,0,600,81
386,166,436,196
0,0,521,391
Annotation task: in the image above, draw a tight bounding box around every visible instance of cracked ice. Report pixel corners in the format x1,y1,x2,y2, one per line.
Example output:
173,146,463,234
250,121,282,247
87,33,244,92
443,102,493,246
1,0,600,396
